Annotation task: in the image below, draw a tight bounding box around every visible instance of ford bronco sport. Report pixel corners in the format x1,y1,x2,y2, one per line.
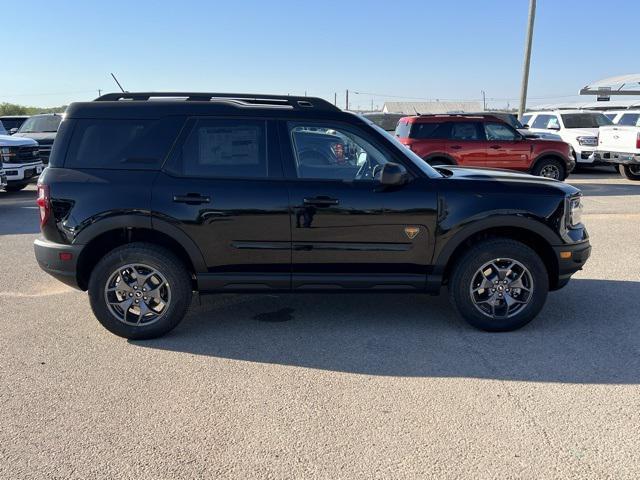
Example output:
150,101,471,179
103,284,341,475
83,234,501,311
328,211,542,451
34,92,591,339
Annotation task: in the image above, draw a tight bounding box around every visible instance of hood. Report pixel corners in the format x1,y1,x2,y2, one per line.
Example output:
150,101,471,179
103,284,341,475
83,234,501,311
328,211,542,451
564,128,600,138
438,166,579,195
0,134,39,147
13,132,57,144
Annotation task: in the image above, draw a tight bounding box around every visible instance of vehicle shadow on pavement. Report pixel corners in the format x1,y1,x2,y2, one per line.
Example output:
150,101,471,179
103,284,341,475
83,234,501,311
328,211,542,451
131,278,640,384
0,189,41,235
577,182,640,197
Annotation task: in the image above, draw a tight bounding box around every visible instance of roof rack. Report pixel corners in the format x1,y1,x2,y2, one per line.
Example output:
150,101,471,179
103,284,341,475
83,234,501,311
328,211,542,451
94,92,341,112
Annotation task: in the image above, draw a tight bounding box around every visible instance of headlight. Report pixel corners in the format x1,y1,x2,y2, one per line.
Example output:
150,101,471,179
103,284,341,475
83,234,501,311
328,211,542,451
577,136,598,147
569,196,583,227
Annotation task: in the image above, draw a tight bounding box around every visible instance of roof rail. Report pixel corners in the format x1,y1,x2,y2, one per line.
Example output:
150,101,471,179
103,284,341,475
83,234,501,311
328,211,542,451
94,92,341,112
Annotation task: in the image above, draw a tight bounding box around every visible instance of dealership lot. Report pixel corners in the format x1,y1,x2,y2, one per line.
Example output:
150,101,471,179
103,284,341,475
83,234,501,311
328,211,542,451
1,171,639,478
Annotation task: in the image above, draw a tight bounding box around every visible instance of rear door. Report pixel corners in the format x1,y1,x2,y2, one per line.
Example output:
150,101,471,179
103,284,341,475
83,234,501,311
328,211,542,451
282,120,437,291
483,121,531,170
447,121,486,167
152,117,291,291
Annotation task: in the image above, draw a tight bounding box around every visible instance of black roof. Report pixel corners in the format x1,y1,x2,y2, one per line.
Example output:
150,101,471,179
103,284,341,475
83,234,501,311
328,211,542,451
63,91,348,121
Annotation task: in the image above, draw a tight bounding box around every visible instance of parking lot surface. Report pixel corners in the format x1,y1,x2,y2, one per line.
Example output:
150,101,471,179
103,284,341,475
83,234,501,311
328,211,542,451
1,170,639,479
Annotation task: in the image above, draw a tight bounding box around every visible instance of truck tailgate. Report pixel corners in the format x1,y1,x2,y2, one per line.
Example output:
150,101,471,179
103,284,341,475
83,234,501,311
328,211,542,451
598,126,640,154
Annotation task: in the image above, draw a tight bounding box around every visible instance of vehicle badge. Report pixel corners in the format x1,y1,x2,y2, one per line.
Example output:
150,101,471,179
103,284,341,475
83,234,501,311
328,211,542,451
404,226,420,239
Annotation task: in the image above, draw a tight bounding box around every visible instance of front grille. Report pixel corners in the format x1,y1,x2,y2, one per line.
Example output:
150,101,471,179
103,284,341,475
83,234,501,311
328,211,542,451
16,145,40,163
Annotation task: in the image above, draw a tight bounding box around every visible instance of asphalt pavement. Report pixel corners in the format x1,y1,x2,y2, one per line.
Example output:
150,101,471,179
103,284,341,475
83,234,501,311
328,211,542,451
1,169,639,479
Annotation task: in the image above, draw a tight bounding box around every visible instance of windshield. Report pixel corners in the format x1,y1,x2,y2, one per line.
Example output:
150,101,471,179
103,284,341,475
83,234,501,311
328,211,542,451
364,118,442,178
18,115,62,133
561,113,612,129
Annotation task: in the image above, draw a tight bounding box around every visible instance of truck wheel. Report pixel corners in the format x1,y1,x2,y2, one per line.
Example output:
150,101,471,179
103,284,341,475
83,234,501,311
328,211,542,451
88,242,192,339
532,158,565,180
619,164,640,181
448,238,549,332
4,183,28,192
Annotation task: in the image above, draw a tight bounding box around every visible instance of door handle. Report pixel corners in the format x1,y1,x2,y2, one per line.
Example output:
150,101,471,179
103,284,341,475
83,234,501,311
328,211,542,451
450,145,462,150
173,193,211,205
303,196,339,207
489,145,502,149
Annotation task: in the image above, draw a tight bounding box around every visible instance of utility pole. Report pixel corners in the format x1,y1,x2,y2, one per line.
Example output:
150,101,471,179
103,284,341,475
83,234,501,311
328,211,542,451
371,99,374,112
481,90,486,110
345,89,349,111
334,92,337,106
518,0,536,120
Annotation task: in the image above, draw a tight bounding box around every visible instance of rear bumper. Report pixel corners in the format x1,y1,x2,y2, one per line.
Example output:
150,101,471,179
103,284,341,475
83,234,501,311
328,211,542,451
34,238,84,290
594,151,640,165
552,240,591,290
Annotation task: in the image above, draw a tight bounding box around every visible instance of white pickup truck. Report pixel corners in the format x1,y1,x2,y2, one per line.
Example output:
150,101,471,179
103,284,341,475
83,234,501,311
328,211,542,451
595,126,640,180
0,134,44,191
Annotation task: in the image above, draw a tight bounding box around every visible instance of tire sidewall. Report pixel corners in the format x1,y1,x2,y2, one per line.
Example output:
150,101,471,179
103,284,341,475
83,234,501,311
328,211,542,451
533,158,566,181
620,164,640,181
449,240,549,332
88,244,192,339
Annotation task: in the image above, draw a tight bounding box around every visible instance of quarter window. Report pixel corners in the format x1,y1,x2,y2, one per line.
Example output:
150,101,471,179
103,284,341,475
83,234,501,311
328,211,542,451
178,119,267,178
290,124,389,181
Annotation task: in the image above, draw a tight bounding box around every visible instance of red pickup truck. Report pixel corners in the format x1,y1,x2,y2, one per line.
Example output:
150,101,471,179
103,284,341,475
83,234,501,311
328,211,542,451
395,114,574,180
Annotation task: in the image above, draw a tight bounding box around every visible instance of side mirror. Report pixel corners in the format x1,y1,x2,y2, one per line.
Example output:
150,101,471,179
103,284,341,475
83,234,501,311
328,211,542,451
379,162,409,186
9,128,18,135
522,124,530,129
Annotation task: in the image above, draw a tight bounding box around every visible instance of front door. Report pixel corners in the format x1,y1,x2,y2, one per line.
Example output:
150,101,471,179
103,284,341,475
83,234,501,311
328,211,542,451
153,117,291,291
282,121,438,291
483,121,532,170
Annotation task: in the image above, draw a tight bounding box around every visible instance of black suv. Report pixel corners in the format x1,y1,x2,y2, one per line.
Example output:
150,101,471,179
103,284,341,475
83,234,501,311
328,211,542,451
34,92,591,339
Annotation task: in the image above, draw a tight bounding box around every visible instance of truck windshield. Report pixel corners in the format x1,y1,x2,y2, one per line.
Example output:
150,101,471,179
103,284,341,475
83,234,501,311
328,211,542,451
18,115,62,133
561,113,612,128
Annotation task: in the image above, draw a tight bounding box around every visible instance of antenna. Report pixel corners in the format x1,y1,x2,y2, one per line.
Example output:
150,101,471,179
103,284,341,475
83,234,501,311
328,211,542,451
110,73,126,93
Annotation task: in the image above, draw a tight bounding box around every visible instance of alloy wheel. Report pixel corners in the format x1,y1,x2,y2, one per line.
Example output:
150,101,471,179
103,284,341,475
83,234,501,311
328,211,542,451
539,164,560,179
469,258,534,319
104,263,171,327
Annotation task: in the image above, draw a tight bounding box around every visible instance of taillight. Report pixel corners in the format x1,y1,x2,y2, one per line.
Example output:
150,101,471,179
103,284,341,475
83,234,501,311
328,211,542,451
636,132,640,150
36,184,50,227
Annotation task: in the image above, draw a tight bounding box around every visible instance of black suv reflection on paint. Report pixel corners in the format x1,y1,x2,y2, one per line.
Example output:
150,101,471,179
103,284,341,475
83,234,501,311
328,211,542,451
34,92,591,339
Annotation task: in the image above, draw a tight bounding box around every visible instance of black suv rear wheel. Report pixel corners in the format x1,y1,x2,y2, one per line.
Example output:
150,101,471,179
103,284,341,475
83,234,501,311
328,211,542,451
448,238,549,332
88,242,192,339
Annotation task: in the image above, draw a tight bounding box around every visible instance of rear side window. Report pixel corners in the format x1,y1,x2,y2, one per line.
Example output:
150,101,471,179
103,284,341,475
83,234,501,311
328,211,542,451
65,117,184,170
618,113,640,127
409,123,439,139
394,120,411,138
450,122,482,140
177,119,267,178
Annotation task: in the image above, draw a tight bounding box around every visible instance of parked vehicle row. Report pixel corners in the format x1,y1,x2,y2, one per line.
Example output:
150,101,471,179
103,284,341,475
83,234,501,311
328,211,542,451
0,113,61,192
34,92,590,339
595,121,640,180
394,114,574,180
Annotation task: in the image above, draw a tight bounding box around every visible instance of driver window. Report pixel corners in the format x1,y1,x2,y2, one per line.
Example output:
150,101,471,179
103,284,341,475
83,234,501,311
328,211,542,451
485,122,517,141
290,124,389,181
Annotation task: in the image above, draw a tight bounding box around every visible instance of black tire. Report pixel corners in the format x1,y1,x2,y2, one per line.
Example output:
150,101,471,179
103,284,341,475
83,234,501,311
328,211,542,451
531,158,566,181
448,238,549,332
4,183,28,192
619,164,640,181
88,242,192,339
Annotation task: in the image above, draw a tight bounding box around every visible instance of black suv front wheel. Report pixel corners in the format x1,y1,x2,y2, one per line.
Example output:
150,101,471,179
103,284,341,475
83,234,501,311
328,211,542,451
88,243,192,339
448,239,549,332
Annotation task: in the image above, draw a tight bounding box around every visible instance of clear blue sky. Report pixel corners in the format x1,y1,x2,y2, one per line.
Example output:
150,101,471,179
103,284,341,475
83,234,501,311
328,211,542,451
3,0,639,109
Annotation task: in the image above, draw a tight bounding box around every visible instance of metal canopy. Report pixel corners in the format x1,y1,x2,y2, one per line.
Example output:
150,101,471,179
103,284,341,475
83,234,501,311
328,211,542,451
580,74,640,96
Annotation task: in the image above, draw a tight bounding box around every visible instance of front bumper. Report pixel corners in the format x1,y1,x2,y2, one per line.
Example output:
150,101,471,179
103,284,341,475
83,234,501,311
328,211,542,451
594,151,640,165
4,161,44,183
573,147,596,164
552,240,591,290
34,238,84,290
